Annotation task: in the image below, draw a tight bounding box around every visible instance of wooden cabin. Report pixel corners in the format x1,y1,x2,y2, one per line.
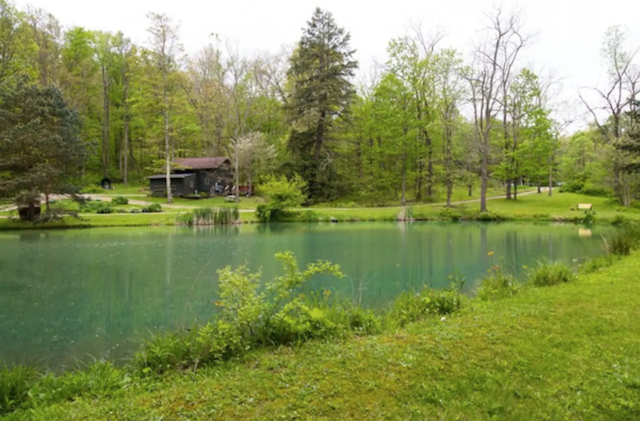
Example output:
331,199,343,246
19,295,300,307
148,157,234,197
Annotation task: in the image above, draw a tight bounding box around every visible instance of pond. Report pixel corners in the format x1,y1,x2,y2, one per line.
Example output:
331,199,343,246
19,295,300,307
0,222,609,369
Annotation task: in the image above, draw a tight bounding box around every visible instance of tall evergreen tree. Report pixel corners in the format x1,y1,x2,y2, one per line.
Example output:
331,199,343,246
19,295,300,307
0,81,87,209
286,8,357,200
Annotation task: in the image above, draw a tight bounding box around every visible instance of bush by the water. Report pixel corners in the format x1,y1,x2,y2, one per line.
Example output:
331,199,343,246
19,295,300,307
527,260,576,287
388,287,463,327
477,264,518,301
256,175,306,222
606,223,640,256
134,252,346,374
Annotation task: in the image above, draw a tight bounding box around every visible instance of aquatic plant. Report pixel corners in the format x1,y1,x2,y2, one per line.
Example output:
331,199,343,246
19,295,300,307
176,207,239,226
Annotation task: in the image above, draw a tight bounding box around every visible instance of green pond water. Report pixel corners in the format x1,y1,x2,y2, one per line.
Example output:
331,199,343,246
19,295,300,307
0,222,609,368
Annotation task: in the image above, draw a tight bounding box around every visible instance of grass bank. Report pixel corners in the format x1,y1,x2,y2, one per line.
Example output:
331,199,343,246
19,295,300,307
288,192,640,224
1,192,637,230
3,247,640,420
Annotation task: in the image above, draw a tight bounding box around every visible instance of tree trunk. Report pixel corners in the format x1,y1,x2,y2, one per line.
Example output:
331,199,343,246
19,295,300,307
548,169,553,197
401,130,407,207
164,106,172,204
123,73,129,187
480,152,488,213
234,140,240,203
506,182,512,200
102,66,110,178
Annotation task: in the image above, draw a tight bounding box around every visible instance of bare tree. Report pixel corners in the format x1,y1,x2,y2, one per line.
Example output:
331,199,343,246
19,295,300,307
580,25,640,206
147,13,182,203
465,7,529,212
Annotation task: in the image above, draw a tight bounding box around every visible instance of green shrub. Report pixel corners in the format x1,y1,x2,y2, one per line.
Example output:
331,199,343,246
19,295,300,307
134,252,345,374
0,365,38,415
477,265,518,301
146,203,162,213
111,196,129,205
129,208,141,214
559,180,584,193
611,215,629,226
474,211,509,221
388,287,463,327
438,207,463,221
583,210,596,225
256,175,306,222
527,260,576,287
96,205,112,214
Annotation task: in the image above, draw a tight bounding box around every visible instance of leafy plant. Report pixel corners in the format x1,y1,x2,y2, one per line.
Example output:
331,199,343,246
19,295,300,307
256,175,307,222
477,264,518,301
527,260,576,287
388,286,463,327
111,196,129,205
145,203,162,213
583,210,596,225
0,364,38,415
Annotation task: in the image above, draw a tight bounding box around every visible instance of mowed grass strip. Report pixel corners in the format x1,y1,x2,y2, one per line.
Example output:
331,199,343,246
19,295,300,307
21,253,640,420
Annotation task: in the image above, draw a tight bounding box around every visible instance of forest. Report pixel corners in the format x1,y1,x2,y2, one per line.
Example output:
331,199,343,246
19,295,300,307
1,0,639,209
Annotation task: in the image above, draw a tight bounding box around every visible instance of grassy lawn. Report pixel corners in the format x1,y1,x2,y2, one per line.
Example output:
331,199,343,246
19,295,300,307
16,252,640,420
0,213,177,230
1,191,636,229
297,191,640,223
119,195,262,210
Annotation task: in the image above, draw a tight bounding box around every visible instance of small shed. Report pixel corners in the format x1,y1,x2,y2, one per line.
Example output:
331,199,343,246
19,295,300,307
148,173,197,197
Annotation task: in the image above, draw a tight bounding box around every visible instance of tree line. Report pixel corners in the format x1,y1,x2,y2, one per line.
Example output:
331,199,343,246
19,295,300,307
0,0,638,209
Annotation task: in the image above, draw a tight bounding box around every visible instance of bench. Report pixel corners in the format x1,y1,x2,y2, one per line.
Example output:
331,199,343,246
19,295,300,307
577,203,593,211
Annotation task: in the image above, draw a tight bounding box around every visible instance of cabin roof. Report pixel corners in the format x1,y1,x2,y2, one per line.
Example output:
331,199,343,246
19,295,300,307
173,157,230,170
147,173,194,180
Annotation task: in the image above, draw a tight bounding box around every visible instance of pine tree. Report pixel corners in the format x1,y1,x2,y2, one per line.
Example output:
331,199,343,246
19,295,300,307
286,8,357,200
0,81,87,212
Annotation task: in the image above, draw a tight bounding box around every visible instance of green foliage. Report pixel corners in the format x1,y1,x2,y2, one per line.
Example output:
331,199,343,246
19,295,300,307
286,8,358,201
607,227,640,256
0,365,38,415
145,203,162,213
579,255,616,274
134,252,345,374
583,210,596,225
527,260,576,287
0,81,88,200
176,207,238,226
111,196,129,205
256,175,307,222
27,361,125,409
477,264,518,301
388,286,463,327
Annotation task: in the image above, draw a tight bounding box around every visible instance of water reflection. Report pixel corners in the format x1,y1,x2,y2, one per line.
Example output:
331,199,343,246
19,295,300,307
0,222,610,368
